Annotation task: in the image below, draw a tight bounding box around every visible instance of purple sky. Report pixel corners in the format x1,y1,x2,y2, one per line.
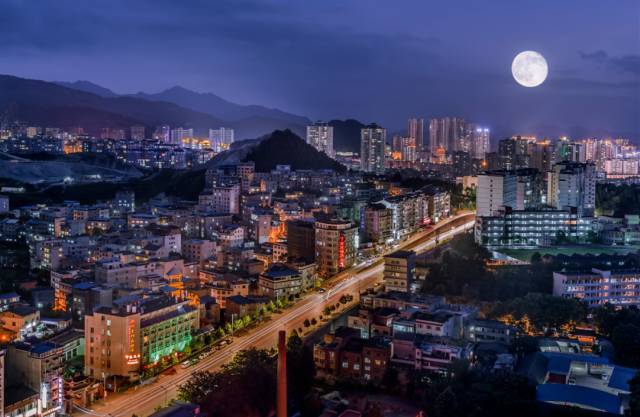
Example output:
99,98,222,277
1,0,639,138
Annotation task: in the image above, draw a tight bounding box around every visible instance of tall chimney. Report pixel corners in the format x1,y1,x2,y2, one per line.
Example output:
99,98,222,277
277,330,287,417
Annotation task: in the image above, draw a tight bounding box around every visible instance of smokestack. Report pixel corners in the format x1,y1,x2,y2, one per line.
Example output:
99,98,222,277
277,330,287,417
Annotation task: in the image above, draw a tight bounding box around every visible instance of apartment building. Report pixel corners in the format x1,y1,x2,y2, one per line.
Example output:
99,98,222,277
553,268,640,308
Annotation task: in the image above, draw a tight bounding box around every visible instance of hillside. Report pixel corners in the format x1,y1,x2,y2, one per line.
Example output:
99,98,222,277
241,129,346,173
0,152,143,185
55,80,119,98
133,86,309,125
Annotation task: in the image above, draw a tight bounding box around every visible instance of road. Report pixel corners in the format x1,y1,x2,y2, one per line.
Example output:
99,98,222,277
74,212,475,417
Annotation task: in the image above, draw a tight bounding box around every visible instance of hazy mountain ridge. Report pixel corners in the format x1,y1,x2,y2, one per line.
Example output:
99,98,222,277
0,75,306,140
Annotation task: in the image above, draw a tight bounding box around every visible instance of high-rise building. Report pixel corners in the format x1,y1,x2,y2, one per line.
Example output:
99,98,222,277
476,171,517,217
468,124,490,159
498,136,535,170
407,118,424,153
477,169,543,216
315,218,358,277
170,128,194,146
360,125,386,173
209,127,235,152
547,162,596,217
383,250,415,293
514,168,543,209
204,183,241,214
362,203,393,244
306,122,334,157
130,125,145,140
528,139,554,173
153,126,171,143
429,117,466,156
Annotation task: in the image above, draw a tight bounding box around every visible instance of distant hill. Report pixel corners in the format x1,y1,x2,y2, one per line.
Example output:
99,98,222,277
0,75,226,136
329,119,366,154
206,129,345,173
55,80,118,98
133,86,309,124
243,129,346,173
1,75,309,140
56,79,310,139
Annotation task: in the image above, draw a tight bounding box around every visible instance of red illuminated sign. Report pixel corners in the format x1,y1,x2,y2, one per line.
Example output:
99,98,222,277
338,235,345,268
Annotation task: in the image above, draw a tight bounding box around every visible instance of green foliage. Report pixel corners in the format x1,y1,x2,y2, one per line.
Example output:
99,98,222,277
180,345,314,417
490,293,587,332
303,319,311,328
593,305,640,367
422,370,537,417
422,234,553,301
596,183,640,217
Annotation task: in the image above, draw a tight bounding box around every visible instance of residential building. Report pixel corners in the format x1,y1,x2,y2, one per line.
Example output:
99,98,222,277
208,128,234,152
553,268,640,308
258,263,302,299
362,204,392,245
383,250,415,293
465,319,515,345
360,125,386,173
429,117,466,156
315,218,358,277
407,117,424,154
306,122,334,157
548,162,596,217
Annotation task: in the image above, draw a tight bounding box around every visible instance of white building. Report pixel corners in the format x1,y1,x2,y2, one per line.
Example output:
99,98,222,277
548,162,596,217
306,122,334,157
208,128,235,152
553,268,640,308
170,128,194,146
199,183,241,214
360,125,386,173
476,171,516,217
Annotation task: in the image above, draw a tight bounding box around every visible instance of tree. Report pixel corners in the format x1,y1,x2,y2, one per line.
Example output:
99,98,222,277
181,349,277,417
303,319,311,328
214,327,225,340
490,293,587,333
324,306,332,316
178,370,221,403
311,318,317,326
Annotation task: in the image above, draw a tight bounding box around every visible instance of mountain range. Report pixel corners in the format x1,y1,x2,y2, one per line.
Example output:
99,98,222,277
1,74,371,150
0,75,308,140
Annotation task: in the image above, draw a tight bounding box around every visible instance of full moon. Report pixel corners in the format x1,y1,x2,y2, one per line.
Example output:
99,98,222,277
512,51,548,87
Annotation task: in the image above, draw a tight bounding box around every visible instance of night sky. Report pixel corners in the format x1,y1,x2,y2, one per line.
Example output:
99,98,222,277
2,0,639,139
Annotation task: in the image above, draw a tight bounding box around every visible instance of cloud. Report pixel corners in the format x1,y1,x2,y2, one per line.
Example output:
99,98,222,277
580,50,640,75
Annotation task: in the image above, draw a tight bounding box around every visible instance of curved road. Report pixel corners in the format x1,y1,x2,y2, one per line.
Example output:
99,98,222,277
75,213,475,417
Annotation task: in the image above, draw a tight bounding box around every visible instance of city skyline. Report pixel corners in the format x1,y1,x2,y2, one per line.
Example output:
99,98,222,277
1,1,638,140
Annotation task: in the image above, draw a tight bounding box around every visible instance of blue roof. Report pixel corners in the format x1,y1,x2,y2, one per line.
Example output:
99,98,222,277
543,352,610,375
609,366,636,392
73,282,98,290
0,292,19,300
537,384,621,414
30,342,58,355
